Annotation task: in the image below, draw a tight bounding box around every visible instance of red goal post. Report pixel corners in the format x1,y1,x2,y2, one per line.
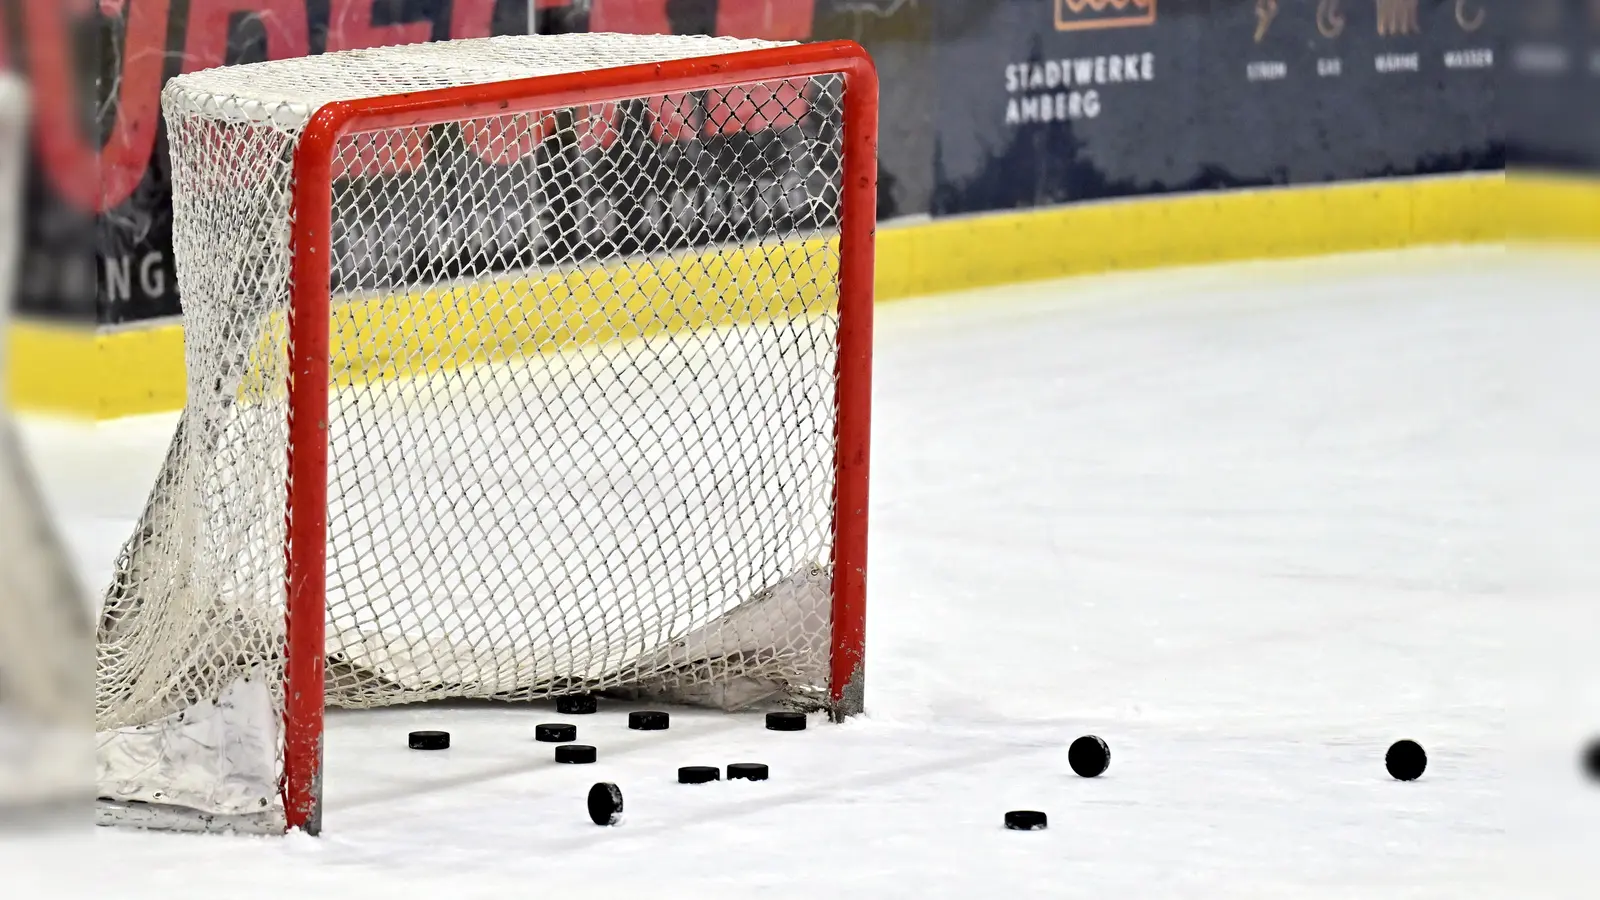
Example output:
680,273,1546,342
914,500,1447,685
279,41,878,834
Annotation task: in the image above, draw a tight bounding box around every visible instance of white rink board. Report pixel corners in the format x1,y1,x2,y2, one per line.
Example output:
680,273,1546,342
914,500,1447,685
12,246,1600,897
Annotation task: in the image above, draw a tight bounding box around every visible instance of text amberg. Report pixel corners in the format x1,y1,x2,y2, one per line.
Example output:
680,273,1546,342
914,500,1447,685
1004,54,1156,124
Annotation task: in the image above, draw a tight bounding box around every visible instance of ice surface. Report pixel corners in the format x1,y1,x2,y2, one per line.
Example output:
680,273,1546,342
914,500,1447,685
9,246,1598,897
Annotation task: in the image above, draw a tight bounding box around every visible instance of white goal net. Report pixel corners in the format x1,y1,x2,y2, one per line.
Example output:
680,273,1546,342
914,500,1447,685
95,34,873,833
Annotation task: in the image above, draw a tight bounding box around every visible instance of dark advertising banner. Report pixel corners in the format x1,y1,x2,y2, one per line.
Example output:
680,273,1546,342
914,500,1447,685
1504,0,1600,171
10,0,1504,326
932,0,1501,215
8,0,931,325
10,0,534,324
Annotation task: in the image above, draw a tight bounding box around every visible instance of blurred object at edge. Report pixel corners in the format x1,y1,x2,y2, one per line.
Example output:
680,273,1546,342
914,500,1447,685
0,60,92,833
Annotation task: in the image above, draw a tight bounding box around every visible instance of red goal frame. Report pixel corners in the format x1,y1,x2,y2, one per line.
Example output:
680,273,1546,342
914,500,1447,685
280,41,878,835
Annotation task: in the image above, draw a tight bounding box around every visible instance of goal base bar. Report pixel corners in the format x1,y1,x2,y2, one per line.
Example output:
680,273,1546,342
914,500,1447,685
95,798,285,835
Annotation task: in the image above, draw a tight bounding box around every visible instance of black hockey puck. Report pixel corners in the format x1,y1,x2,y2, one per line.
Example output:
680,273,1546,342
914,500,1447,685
1584,736,1600,784
727,763,769,782
1386,740,1427,781
765,711,807,732
678,766,720,784
1068,735,1111,778
629,711,670,731
556,744,597,764
1004,810,1048,831
408,730,450,750
535,723,577,743
587,782,623,826
556,694,598,715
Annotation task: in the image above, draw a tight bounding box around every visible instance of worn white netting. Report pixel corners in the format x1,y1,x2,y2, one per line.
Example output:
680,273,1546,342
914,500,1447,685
95,35,852,827
1,74,91,820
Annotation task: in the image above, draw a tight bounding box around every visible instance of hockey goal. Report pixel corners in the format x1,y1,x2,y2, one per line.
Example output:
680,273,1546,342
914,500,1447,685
95,35,877,835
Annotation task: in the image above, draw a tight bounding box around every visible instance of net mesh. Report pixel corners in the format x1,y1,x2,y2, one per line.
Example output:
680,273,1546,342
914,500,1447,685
95,35,849,821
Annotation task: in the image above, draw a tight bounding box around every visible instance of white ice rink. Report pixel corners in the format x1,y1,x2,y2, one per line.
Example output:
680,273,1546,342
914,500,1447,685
12,245,1599,897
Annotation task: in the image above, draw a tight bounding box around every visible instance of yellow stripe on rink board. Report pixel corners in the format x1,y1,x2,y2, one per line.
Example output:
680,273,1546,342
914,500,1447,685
6,321,98,416
1506,172,1600,243
872,173,1504,301
7,321,187,419
322,237,838,394
7,172,1521,419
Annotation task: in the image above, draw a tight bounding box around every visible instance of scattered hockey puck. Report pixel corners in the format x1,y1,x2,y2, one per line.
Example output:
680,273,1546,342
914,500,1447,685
1386,740,1427,781
408,730,450,750
629,711,670,731
727,763,769,782
556,694,598,715
1068,735,1111,778
765,711,807,732
1004,810,1048,831
535,723,577,743
556,744,597,764
1582,737,1600,783
587,782,624,826
678,766,720,784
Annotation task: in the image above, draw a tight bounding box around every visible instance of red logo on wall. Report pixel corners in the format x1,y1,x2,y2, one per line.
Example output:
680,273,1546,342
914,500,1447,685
14,0,818,216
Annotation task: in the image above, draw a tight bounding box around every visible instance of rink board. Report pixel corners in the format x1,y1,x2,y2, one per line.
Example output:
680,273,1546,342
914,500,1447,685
7,172,1508,419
